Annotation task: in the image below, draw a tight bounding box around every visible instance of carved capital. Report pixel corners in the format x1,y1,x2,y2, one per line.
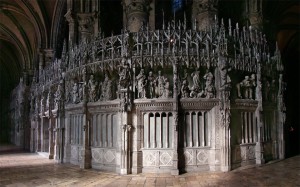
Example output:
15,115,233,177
77,13,95,33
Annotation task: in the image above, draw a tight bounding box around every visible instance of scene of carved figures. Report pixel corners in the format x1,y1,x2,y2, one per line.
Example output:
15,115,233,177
179,68,216,99
136,69,173,99
236,74,256,99
99,72,116,101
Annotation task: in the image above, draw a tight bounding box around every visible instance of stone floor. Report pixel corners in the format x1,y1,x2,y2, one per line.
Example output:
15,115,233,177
0,146,299,186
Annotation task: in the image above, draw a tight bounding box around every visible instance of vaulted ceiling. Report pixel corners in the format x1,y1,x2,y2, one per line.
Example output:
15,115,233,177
0,0,66,98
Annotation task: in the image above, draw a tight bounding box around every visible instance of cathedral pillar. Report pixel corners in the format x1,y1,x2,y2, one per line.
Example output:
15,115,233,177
117,55,133,174
255,62,265,164
80,70,92,169
217,55,231,172
48,116,55,159
80,114,92,169
276,47,285,160
171,57,179,175
30,127,35,152
35,112,41,152
244,0,262,29
192,0,218,31
63,115,71,163
148,0,155,30
123,0,149,32
38,50,44,77
65,10,76,49
118,90,132,175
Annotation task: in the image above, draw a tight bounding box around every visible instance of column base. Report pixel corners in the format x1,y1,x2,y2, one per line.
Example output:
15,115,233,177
171,169,179,175
120,168,129,175
48,154,54,159
80,149,91,169
221,165,231,172
256,159,265,165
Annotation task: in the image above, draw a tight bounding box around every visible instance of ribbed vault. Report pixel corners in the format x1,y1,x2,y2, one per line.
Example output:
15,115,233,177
0,0,61,142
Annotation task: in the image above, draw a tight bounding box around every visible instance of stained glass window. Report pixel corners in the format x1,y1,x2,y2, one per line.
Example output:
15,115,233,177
172,0,183,13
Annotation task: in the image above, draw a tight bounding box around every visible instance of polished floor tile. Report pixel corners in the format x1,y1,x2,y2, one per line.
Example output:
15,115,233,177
0,147,299,186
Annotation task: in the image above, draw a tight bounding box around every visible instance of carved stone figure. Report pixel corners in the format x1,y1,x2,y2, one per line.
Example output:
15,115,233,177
181,80,190,98
218,56,231,89
54,84,63,109
147,71,155,99
155,71,165,98
72,81,79,104
237,74,255,99
163,78,171,98
203,70,216,98
136,69,147,98
88,74,98,102
190,70,201,98
119,58,131,89
100,73,115,101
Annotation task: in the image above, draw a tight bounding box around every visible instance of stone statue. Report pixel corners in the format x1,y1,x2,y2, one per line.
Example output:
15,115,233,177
218,56,231,89
72,81,79,104
54,84,63,109
181,80,190,98
203,70,216,98
147,71,155,99
118,58,131,89
163,78,171,98
99,73,116,101
136,69,147,98
237,74,255,99
155,71,165,98
190,70,201,98
88,74,98,102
